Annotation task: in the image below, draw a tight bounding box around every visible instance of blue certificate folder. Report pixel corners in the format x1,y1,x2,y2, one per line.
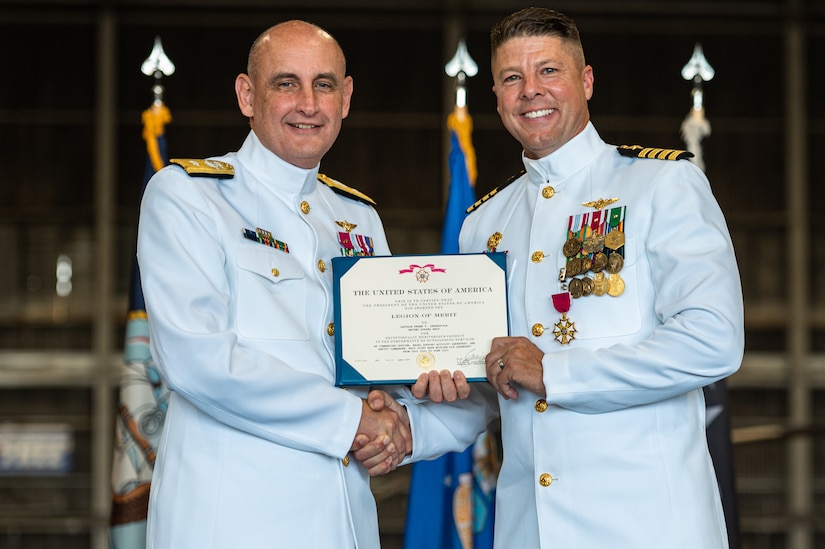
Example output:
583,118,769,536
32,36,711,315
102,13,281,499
332,252,508,387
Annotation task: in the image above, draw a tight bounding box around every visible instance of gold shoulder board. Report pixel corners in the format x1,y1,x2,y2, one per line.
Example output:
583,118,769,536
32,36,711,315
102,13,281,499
170,158,235,178
318,173,376,206
466,170,524,214
616,145,693,161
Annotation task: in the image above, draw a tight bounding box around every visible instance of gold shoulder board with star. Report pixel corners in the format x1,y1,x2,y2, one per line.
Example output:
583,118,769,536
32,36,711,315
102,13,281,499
466,170,524,214
318,173,376,206
170,158,235,178
616,145,694,161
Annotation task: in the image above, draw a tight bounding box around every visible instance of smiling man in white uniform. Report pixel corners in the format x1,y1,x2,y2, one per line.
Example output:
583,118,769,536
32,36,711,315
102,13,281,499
138,20,496,548
457,7,744,549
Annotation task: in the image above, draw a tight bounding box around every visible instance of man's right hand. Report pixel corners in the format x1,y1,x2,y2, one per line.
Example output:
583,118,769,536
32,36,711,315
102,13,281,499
350,390,411,476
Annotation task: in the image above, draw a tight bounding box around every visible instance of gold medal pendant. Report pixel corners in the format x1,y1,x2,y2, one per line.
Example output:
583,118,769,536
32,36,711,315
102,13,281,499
592,272,608,296
607,272,625,297
553,313,577,345
604,229,625,250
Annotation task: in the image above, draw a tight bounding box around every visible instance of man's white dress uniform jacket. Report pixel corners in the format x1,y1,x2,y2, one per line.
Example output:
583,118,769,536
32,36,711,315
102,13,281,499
459,123,744,549
138,131,496,548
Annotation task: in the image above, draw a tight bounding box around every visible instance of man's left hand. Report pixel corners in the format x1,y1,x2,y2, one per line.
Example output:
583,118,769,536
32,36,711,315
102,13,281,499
486,336,546,400
411,369,471,402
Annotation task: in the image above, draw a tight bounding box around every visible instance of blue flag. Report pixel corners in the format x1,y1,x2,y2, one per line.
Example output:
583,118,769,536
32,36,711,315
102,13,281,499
404,109,496,549
109,105,172,549
439,128,476,254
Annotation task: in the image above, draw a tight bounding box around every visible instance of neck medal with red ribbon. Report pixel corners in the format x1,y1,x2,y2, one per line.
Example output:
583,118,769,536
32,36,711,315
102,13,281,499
552,200,626,345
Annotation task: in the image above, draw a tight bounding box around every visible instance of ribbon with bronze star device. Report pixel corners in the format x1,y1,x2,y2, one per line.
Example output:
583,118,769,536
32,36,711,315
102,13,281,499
242,227,289,252
338,231,375,257
551,205,628,345
563,206,626,298
336,220,375,257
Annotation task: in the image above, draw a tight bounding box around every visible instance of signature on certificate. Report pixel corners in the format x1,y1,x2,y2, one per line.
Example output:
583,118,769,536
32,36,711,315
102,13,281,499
456,349,485,366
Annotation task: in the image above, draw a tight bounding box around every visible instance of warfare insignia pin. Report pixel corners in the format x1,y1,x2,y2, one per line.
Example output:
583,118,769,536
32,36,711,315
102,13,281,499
336,220,357,233
582,197,619,210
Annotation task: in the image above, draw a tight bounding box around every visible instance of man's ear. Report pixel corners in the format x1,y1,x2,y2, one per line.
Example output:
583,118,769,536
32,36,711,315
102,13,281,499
582,65,594,101
341,75,354,120
235,73,254,118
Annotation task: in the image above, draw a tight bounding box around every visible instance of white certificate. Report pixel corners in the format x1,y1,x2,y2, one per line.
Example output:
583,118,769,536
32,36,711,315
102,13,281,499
332,252,509,386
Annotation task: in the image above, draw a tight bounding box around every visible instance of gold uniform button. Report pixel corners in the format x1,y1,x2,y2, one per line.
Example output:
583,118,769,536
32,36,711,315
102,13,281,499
342,455,350,467
542,186,555,199
535,399,548,413
531,251,545,263
532,323,545,337
317,259,326,273
300,201,310,214
327,322,335,336
539,473,553,487
271,268,280,277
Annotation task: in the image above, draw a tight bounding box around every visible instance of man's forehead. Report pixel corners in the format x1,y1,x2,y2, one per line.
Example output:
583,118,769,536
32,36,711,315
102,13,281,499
257,50,344,78
260,41,344,73
493,36,576,66
267,69,341,82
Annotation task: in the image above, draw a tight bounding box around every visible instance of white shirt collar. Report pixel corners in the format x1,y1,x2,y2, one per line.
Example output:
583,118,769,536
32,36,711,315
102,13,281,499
236,130,321,196
522,122,604,187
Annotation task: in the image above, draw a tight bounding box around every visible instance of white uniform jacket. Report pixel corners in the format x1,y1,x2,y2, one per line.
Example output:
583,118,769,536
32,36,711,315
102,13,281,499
138,131,497,548
459,123,744,549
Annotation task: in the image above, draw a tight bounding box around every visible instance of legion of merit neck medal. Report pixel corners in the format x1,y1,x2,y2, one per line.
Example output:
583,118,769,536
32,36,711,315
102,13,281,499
553,201,627,345
552,269,577,345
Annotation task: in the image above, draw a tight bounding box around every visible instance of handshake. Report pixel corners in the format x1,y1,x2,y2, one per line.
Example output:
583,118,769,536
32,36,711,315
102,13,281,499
348,370,471,477
348,336,545,476
350,390,411,477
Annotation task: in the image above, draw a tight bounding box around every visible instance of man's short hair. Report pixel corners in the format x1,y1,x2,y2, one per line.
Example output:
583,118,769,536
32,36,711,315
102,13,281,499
490,7,585,66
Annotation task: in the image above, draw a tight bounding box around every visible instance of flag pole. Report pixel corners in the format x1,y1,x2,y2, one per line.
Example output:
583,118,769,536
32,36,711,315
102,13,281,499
679,43,714,172
439,39,478,254
140,37,175,172
405,39,497,549
109,36,174,549
444,39,478,186
680,43,740,549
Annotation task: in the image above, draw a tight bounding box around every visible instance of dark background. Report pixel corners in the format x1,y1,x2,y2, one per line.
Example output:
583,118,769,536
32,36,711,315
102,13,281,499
0,1,823,548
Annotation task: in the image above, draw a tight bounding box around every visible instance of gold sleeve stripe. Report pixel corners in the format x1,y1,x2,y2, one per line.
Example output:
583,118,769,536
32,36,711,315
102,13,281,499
616,145,693,161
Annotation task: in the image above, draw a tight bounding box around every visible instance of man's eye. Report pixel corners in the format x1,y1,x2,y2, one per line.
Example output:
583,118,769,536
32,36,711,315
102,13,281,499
503,74,520,83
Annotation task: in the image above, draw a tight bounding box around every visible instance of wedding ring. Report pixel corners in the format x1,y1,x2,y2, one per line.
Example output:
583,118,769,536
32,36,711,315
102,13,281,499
497,359,505,369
